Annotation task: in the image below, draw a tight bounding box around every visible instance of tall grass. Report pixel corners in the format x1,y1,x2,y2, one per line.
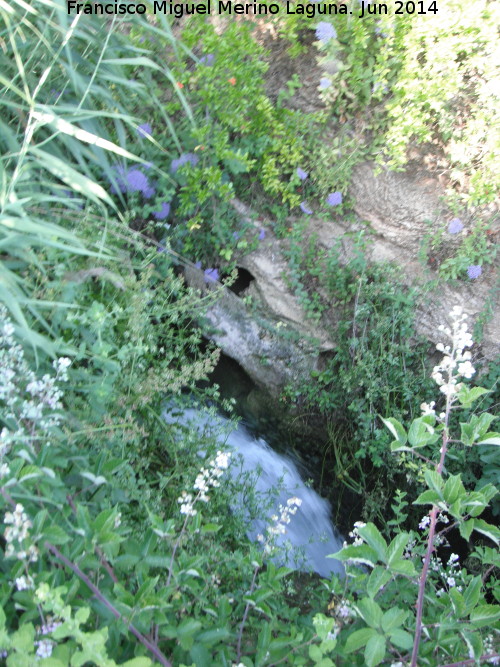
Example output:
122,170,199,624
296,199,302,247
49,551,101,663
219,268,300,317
0,0,195,352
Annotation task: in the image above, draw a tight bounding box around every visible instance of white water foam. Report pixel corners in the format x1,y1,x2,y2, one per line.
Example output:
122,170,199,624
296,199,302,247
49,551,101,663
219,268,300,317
163,405,345,578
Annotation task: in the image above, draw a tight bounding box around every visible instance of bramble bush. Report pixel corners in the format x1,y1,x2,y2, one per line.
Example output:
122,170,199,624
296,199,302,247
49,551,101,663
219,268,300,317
1,305,499,665
1,2,499,665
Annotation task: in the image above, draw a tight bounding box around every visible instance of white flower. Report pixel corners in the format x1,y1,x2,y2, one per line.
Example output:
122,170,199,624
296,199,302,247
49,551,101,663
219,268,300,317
419,515,430,530
420,401,436,416
35,639,54,658
458,360,475,378
15,575,33,591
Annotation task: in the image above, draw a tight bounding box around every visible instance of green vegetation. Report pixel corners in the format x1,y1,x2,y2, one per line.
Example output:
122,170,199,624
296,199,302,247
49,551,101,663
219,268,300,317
0,1,498,665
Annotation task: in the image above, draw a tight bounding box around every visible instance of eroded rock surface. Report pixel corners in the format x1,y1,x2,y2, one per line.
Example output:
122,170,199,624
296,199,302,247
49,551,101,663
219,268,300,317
185,162,498,395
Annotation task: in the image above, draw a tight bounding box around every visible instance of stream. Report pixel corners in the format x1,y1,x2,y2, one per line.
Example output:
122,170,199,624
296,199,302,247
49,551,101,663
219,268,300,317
163,402,345,579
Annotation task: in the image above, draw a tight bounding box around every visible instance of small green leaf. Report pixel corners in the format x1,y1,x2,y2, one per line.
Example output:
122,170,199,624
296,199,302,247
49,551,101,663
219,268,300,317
471,519,500,545
365,633,386,667
330,544,379,568
456,386,490,407
443,475,465,505
389,559,417,576
408,418,437,448
381,607,408,633
201,523,221,534
470,604,500,628
414,489,442,506
344,627,377,653
463,576,482,613
358,524,388,563
356,598,383,628
381,417,407,445
367,567,392,599
477,433,500,446
389,628,413,650
43,525,70,545
387,532,410,565
424,469,444,496
449,587,466,616
459,519,475,541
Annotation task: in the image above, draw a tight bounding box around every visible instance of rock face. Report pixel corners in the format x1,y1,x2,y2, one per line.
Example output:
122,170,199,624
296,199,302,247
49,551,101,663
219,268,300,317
185,163,498,395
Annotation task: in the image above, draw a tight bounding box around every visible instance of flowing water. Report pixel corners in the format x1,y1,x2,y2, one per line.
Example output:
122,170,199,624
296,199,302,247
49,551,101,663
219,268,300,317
163,404,345,578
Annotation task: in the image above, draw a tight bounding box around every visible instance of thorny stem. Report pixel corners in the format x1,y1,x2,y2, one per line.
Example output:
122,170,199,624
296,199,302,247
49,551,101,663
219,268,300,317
437,654,500,667
411,371,454,666
45,542,172,667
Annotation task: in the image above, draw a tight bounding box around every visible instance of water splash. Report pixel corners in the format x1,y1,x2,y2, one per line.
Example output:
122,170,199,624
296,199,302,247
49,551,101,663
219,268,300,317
164,405,344,578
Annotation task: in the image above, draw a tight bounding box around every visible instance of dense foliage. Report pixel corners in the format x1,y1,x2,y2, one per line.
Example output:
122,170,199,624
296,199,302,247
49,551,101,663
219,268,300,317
0,0,498,665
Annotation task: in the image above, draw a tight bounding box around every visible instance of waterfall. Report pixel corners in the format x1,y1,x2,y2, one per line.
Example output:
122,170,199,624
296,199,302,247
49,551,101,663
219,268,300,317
163,404,345,578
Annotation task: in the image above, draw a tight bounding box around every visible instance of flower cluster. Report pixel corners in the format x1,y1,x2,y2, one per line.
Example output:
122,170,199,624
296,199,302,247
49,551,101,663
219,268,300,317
177,450,231,516
257,497,303,555
15,574,34,591
433,552,464,596
108,164,156,198
171,152,199,173
316,21,337,43
431,306,475,398
3,503,38,562
467,265,482,280
448,217,464,234
347,521,366,547
0,307,70,453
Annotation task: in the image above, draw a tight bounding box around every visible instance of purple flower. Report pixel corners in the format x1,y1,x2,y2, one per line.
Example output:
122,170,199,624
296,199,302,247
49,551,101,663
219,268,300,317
232,231,241,240
467,265,482,280
204,267,219,283
142,184,156,199
300,202,313,215
258,229,266,241
199,53,215,66
319,78,332,90
448,218,464,234
326,191,342,206
153,202,171,220
297,167,308,181
315,22,337,43
171,153,199,173
195,261,202,269
137,123,152,138
126,169,149,193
